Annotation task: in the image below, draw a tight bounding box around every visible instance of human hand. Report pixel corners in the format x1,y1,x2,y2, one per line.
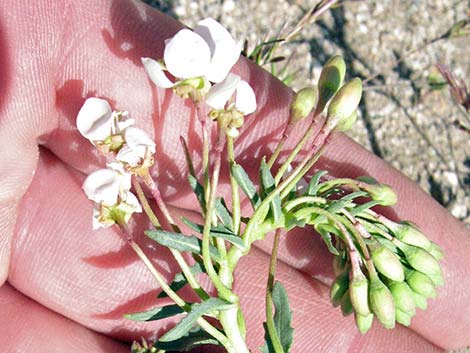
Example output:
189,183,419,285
0,1,469,351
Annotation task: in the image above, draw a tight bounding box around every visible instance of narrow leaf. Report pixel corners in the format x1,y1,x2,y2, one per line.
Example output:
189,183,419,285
315,224,340,255
306,170,328,195
214,197,234,231
145,230,221,262
188,174,206,212
158,263,205,298
159,298,235,342
231,163,261,208
260,158,282,223
125,304,184,322
155,327,221,351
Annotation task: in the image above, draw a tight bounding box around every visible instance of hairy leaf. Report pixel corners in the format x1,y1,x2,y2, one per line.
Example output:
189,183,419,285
214,197,234,231
125,304,184,322
231,163,261,208
306,170,328,196
260,158,282,223
188,174,206,212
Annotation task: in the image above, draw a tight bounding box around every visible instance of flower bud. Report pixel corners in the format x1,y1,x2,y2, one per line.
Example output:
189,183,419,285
335,110,358,132
367,184,397,206
289,86,318,123
317,55,346,111
326,78,363,130
355,313,374,334
371,245,404,282
369,278,396,329
429,242,444,260
412,291,427,310
395,308,412,326
349,271,370,316
404,246,441,276
330,269,349,307
427,272,444,287
389,281,416,315
340,290,353,316
406,270,436,299
392,224,432,251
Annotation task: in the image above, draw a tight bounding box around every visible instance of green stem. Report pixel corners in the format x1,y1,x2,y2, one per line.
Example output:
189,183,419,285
132,179,160,228
267,124,292,169
265,229,284,353
227,135,241,234
219,307,251,353
196,104,211,204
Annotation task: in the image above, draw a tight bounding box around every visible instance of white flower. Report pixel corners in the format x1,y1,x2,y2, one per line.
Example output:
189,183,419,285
116,127,156,167
205,73,257,115
82,164,142,229
141,18,241,89
76,97,134,142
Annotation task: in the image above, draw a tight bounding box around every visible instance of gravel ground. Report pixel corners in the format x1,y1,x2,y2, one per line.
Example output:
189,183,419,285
144,1,470,351
145,0,470,226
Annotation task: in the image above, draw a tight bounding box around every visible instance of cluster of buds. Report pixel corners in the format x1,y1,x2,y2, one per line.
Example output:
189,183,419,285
77,97,156,229
142,18,257,138
330,218,444,333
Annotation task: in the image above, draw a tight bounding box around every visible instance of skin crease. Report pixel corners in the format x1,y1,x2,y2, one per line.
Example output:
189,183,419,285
0,0,469,352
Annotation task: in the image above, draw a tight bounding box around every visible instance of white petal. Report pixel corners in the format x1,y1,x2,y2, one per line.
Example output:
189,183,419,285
116,145,143,167
115,111,135,133
205,73,240,110
106,162,132,190
124,127,156,152
164,29,211,79
76,98,113,141
195,18,241,83
141,57,175,88
124,191,142,213
235,80,257,115
83,169,120,205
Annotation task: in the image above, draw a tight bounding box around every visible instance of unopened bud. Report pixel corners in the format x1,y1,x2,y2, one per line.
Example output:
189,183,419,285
412,291,427,310
289,86,318,123
406,270,436,299
335,110,358,132
355,313,374,334
371,245,404,282
403,245,441,276
330,269,349,307
368,184,397,206
427,272,444,287
429,242,444,260
389,281,416,315
349,271,370,316
317,55,346,111
340,290,353,316
392,224,432,251
395,308,412,326
369,278,396,329
326,78,363,130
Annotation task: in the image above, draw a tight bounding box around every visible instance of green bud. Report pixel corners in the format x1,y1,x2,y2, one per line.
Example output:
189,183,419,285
317,55,346,111
427,272,444,287
335,110,358,132
371,245,405,282
403,246,442,276
349,272,370,316
369,278,396,329
389,281,416,315
289,86,318,123
393,224,432,251
340,290,354,316
412,291,428,310
330,270,349,307
355,313,374,334
326,78,363,130
333,252,347,276
368,184,397,206
395,308,412,326
429,242,444,260
406,270,436,299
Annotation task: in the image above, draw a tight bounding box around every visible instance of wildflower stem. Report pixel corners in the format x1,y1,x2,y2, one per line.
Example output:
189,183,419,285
196,104,211,204
132,179,161,228
227,135,241,234
265,229,284,353
267,124,291,169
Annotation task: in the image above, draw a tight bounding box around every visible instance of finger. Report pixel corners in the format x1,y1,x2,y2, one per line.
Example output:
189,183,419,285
0,283,128,353
9,149,442,353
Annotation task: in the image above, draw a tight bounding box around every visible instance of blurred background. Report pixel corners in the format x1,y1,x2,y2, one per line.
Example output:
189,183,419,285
143,0,470,225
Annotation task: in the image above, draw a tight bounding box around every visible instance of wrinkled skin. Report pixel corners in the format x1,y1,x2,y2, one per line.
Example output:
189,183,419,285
0,1,469,352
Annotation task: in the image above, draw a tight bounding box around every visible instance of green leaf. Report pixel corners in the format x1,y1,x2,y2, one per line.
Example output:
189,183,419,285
262,281,294,353
155,327,221,351
231,163,261,208
306,170,328,196
315,223,340,255
327,191,368,213
181,218,247,251
188,174,206,212
125,304,184,322
260,158,282,223
159,298,235,342
214,197,234,231
158,262,205,298
145,230,221,262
